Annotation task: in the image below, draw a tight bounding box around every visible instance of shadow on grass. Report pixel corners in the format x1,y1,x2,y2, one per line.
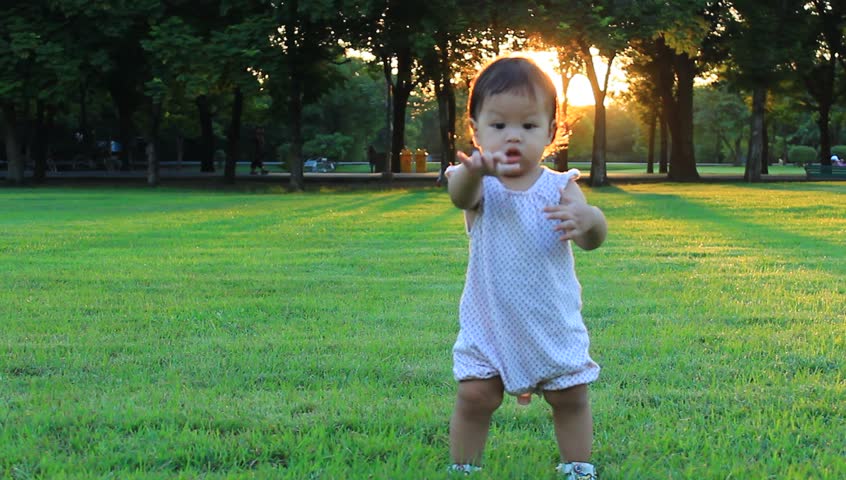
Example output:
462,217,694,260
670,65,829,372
2,189,454,256
729,181,846,195
602,185,844,255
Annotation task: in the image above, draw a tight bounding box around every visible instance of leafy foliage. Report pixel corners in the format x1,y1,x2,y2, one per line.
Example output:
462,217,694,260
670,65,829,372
787,145,816,165
3,0,846,184
693,84,748,163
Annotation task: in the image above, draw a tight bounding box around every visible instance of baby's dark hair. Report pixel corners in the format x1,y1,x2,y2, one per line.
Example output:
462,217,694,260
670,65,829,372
468,56,559,138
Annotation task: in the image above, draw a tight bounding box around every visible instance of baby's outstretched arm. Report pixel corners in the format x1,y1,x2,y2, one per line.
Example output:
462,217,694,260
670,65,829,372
543,178,607,250
447,150,517,210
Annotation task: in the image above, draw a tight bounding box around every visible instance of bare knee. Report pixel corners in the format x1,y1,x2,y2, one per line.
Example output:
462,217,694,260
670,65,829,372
544,384,589,412
455,378,504,417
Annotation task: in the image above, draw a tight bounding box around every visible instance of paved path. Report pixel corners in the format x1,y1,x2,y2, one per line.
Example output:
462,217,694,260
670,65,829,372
1,169,810,186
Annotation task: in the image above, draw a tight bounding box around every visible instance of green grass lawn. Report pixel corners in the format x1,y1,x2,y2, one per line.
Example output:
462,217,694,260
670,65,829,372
1,181,844,479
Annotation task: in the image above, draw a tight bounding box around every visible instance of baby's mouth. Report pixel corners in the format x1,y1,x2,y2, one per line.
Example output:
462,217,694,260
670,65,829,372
505,148,522,162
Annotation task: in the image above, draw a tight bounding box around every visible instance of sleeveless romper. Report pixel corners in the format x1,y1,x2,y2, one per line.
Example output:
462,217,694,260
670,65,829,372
452,168,600,395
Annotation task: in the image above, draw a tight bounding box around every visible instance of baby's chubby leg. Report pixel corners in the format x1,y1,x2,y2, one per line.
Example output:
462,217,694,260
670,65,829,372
449,377,504,466
544,384,593,463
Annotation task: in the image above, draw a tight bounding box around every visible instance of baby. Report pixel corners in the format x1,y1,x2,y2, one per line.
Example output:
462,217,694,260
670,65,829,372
446,56,607,479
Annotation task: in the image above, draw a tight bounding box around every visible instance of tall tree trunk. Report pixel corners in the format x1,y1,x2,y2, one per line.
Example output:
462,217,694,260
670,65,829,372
2,104,24,184
733,136,743,166
435,81,456,184
580,40,612,186
591,102,608,185
804,59,835,165
555,148,570,173
44,106,55,175
381,55,393,178
435,37,456,185
656,38,698,180
147,102,162,186
744,87,766,182
287,75,305,191
761,115,769,174
647,109,656,174
817,100,832,165
714,131,722,164
33,101,48,183
390,46,414,174
556,67,573,173
224,86,243,184
196,95,215,172
669,53,698,180
286,1,305,191
390,91,409,173
659,106,668,174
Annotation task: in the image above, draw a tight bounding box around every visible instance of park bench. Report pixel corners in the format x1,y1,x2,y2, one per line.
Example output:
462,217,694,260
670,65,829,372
804,164,846,180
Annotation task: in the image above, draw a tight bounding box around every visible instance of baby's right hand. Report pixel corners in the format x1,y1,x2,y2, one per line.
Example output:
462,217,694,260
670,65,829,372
456,150,520,177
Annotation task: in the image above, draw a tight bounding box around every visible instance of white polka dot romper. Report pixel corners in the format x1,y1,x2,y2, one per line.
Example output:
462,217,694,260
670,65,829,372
452,167,600,396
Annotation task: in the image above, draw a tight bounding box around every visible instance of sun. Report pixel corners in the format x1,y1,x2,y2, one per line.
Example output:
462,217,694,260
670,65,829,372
565,75,596,107
520,50,617,107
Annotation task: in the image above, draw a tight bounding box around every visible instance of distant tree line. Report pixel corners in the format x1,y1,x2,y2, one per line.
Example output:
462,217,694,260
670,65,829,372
2,0,844,187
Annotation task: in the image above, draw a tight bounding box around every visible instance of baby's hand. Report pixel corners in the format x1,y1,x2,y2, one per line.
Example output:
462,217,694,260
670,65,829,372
456,150,520,177
543,177,596,242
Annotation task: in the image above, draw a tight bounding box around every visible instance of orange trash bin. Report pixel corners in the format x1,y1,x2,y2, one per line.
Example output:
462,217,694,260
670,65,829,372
414,149,427,173
400,148,412,173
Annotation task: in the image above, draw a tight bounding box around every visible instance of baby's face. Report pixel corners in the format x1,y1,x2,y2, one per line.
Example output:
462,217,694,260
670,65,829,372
471,86,555,178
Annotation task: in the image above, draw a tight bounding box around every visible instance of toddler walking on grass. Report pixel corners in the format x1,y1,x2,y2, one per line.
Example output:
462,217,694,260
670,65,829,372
445,56,607,479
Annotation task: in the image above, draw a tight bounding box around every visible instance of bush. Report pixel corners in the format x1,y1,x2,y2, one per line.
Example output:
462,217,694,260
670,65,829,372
831,145,846,160
787,145,816,166
303,132,354,162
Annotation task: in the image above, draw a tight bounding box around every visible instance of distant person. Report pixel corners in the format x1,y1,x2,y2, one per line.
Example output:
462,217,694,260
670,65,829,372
108,140,122,171
444,56,607,479
831,154,845,167
250,127,268,175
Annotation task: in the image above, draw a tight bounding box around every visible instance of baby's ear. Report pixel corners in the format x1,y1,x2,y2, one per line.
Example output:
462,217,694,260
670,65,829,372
547,120,557,145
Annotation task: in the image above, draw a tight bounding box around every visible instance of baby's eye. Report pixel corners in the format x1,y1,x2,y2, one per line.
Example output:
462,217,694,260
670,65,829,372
523,123,537,130
492,123,506,129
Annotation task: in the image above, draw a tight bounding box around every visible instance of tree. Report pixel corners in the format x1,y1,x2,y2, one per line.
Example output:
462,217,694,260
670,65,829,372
724,0,804,181
362,1,429,176
692,84,747,165
635,0,726,181
71,1,159,171
620,40,665,173
419,0,466,183
266,0,347,191
416,0,509,183
302,59,385,162
354,0,529,180
212,8,272,183
793,0,846,166
0,2,76,184
144,2,252,176
534,1,635,186
525,4,586,173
